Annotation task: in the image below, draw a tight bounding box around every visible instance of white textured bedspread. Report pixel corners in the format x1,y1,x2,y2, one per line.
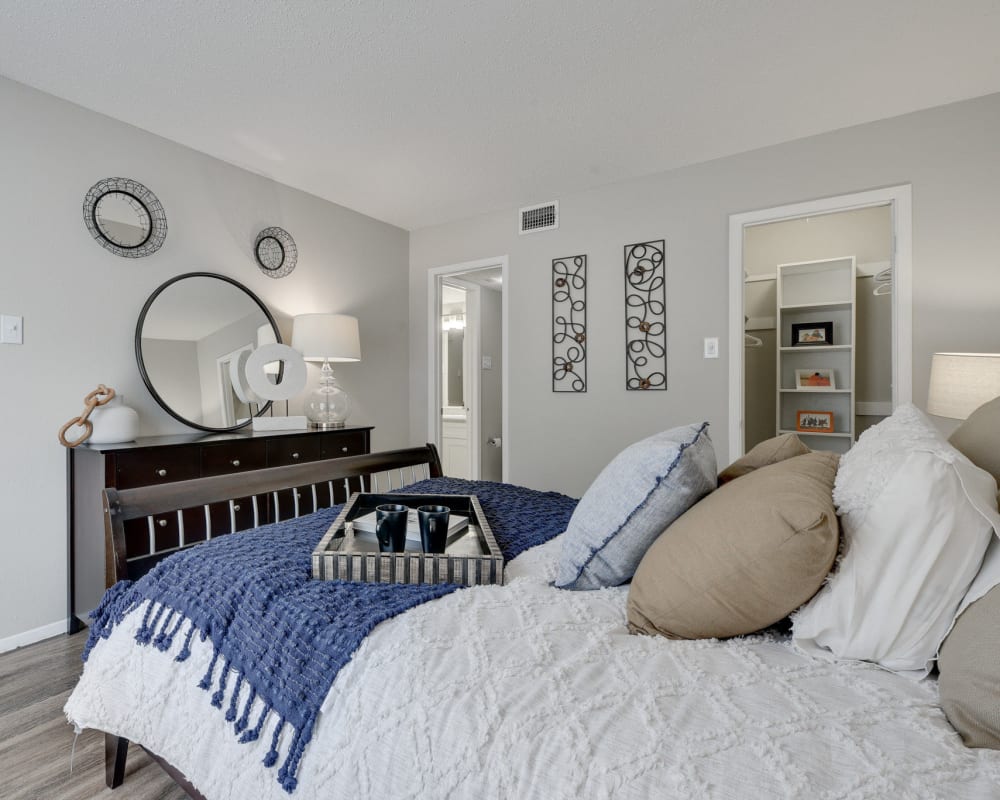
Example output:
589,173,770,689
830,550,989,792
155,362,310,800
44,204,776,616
66,537,1000,799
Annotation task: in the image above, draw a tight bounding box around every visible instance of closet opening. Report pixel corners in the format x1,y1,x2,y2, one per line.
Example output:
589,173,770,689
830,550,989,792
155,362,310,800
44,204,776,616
728,187,912,462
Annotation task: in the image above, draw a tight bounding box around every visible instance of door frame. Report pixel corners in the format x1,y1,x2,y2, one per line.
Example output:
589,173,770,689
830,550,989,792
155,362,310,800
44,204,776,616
216,344,254,427
727,185,913,463
427,256,509,481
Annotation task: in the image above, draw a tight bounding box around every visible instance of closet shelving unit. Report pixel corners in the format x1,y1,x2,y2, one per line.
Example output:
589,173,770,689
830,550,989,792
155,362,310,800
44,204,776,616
775,256,856,454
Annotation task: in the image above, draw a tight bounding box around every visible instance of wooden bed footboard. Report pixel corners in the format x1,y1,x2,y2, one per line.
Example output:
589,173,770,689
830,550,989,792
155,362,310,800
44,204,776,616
98,443,442,792
103,443,442,588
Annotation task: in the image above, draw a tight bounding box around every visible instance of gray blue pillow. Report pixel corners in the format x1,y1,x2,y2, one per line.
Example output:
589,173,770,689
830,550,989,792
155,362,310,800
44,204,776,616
555,422,716,590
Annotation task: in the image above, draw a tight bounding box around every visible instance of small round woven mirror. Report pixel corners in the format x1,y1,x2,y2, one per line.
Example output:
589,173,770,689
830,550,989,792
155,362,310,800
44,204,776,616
254,226,298,278
83,177,167,258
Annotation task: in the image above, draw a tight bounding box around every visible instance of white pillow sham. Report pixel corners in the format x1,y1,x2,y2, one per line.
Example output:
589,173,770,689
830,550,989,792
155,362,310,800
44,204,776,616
792,404,1000,678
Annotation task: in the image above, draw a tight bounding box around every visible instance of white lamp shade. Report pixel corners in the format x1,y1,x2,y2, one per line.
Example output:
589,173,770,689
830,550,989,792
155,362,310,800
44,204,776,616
927,352,1000,420
292,314,361,362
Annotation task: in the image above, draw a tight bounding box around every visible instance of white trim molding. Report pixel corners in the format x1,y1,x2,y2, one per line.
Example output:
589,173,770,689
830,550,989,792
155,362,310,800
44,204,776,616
0,619,66,654
728,185,913,463
427,256,510,482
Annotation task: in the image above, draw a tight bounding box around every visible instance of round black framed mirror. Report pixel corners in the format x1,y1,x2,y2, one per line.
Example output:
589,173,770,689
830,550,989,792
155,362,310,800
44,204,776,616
83,177,167,258
135,273,282,432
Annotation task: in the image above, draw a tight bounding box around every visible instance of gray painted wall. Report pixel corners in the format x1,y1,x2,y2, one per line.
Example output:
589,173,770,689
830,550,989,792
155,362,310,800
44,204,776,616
409,92,1000,497
0,77,409,643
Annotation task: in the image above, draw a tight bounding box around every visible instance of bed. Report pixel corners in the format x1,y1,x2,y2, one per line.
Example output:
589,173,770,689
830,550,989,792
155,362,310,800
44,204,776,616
65,443,1000,799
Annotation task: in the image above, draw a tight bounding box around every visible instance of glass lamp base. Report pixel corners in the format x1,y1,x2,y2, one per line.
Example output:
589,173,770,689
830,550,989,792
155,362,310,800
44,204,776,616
305,360,352,430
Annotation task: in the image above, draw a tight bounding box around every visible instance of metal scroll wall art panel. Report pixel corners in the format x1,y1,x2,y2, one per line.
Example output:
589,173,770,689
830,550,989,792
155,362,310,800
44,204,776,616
624,240,666,390
552,254,587,392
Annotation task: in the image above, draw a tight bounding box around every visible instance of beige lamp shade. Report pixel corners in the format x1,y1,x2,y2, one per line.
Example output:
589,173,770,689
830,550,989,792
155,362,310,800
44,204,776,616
291,314,361,362
927,352,1000,420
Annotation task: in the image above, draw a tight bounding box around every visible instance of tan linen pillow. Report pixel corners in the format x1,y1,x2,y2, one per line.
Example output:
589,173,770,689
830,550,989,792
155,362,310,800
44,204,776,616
628,450,839,640
717,433,810,484
939,585,1000,749
949,396,1000,489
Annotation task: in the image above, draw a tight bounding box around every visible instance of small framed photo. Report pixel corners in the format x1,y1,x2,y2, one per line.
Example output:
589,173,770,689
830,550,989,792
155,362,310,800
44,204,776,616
796,410,834,433
791,321,833,347
795,368,836,390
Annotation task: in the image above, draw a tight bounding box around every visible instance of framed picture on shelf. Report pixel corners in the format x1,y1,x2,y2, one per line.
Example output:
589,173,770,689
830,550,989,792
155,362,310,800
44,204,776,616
796,410,834,433
791,321,833,346
795,368,836,390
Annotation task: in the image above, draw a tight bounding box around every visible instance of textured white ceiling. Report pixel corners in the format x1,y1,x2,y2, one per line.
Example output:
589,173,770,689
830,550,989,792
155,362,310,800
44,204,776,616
2,2,999,230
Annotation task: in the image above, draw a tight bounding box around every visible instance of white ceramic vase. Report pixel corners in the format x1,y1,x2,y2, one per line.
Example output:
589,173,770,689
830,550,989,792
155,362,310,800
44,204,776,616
88,395,139,444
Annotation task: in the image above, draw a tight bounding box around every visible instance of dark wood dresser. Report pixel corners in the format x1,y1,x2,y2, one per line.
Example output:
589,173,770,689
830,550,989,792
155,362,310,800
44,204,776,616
67,425,373,631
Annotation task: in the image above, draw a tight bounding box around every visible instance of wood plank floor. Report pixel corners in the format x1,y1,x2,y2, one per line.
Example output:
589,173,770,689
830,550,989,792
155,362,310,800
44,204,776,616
0,631,187,800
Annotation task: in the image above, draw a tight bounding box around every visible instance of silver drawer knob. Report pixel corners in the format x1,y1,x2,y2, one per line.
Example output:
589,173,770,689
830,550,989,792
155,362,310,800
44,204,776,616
291,452,300,459
341,446,348,453
233,504,241,512
156,468,167,477
231,459,241,467
157,519,167,527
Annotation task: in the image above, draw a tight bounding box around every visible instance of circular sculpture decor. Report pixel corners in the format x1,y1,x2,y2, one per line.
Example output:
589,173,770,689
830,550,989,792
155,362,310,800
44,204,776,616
254,226,298,279
83,177,167,258
244,343,307,401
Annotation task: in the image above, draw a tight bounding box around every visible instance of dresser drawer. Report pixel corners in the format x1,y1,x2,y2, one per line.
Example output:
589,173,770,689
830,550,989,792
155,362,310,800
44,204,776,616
267,435,322,467
201,440,267,477
115,446,201,489
320,431,368,459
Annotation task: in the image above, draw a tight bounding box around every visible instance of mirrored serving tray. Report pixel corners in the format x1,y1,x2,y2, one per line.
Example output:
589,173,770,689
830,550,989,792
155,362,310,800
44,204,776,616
311,493,504,586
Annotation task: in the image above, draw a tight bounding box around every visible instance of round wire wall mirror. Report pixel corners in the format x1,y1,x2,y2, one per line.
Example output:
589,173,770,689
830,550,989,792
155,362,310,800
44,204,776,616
83,177,167,258
254,226,298,278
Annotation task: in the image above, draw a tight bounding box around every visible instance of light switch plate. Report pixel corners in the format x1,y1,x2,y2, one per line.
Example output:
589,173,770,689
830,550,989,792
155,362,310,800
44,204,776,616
1,315,22,344
703,337,719,359
481,356,493,370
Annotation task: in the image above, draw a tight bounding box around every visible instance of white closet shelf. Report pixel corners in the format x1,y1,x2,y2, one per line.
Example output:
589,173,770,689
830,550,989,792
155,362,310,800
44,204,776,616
779,300,852,312
779,429,853,439
779,388,852,394
775,256,857,453
779,345,852,352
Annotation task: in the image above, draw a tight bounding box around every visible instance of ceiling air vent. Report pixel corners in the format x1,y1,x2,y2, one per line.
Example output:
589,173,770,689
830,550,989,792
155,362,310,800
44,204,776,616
519,201,559,235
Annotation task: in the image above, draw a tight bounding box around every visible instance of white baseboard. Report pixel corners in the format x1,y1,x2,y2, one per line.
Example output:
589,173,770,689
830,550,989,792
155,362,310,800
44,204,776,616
0,619,67,654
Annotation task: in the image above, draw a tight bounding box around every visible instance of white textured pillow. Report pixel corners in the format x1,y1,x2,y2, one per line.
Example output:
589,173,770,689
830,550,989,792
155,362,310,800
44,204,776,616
792,404,1000,677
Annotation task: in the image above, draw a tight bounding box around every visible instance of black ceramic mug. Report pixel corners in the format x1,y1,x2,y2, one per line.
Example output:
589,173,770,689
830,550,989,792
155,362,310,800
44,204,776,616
417,505,450,554
375,504,409,552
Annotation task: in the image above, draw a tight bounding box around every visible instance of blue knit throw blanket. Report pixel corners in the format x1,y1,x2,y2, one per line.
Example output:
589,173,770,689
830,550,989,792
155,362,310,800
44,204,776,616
83,478,577,793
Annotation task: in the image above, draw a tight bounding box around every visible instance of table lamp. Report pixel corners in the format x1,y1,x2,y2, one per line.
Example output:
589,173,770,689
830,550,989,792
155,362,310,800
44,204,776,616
291,314,362,429
927,353,1000,420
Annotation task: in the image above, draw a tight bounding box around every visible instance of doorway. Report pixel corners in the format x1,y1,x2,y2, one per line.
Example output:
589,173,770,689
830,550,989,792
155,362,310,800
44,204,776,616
428,257,508,481
728,186,912,463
